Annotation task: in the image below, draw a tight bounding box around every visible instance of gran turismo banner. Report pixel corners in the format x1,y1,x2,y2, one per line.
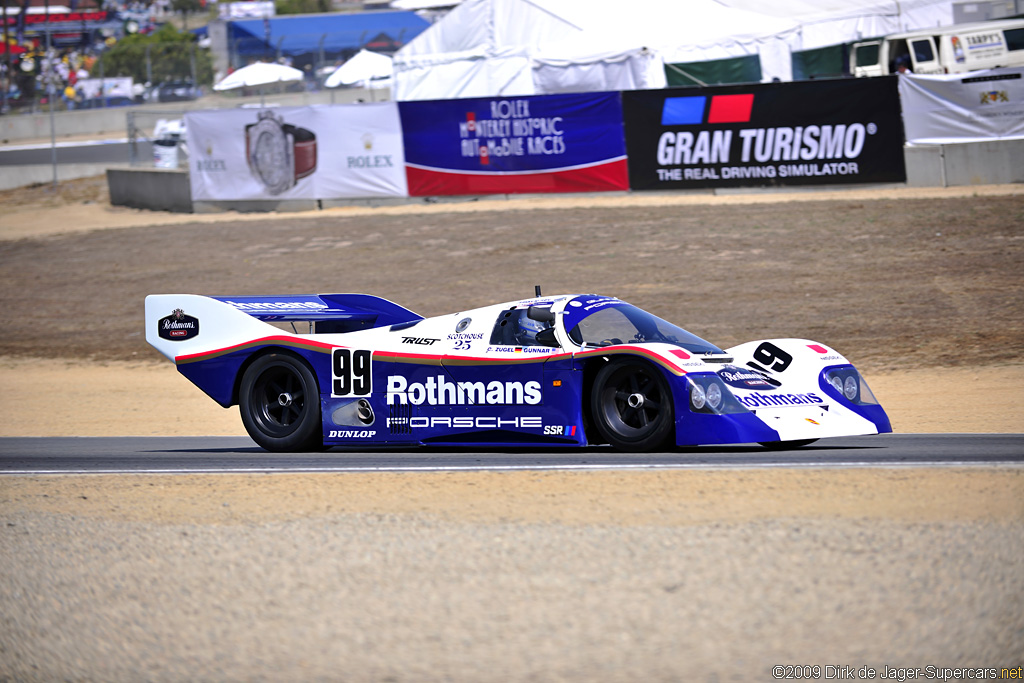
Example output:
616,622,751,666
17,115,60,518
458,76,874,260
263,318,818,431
185,103,408,202
898,67,1024,144
622,78,906,190
398,92,629,196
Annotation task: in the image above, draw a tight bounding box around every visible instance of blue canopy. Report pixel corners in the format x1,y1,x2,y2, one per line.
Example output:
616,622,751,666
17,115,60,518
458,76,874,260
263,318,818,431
229,10,429,57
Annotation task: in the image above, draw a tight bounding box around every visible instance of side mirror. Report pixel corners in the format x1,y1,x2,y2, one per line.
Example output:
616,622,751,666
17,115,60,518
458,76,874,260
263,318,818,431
535,328,559,347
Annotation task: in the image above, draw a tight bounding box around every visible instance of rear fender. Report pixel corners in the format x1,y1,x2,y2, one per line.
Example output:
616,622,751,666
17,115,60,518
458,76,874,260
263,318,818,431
146,295,334,407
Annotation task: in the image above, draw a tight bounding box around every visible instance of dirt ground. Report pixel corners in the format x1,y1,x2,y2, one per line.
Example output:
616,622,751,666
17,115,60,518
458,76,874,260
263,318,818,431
1,178,1022,681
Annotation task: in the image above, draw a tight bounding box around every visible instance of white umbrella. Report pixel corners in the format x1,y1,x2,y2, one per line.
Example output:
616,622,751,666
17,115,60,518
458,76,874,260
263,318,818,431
214,62,305,90
214,62,305,105
324,50,393,89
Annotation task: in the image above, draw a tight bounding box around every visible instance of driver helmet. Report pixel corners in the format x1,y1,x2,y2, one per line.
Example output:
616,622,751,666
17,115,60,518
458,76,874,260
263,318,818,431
515,313,549,345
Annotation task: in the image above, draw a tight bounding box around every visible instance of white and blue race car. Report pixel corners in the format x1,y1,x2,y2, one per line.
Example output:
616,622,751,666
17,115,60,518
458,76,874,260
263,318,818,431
145,292,891,452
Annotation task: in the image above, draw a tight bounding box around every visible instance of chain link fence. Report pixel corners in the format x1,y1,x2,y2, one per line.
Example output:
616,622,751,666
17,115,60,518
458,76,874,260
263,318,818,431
127,108,190,168
2,39,210,115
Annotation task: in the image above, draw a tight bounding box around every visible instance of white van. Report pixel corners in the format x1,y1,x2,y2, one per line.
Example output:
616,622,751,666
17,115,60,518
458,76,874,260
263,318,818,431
851,18,1024,76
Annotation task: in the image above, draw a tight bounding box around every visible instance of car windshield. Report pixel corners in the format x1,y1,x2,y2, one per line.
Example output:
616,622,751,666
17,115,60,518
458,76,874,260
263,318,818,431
566,304,723,354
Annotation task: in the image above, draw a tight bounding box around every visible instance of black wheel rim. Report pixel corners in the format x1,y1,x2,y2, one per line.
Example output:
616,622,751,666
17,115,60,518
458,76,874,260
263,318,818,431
250,362,307,438
598,363,667,441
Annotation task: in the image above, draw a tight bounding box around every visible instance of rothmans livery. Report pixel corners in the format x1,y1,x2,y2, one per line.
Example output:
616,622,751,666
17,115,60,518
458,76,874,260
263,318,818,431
144,292,891,452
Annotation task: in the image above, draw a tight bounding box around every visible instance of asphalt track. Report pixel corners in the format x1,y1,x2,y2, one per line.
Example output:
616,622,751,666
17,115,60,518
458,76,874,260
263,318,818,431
0,434,1021,474
0,139,145,166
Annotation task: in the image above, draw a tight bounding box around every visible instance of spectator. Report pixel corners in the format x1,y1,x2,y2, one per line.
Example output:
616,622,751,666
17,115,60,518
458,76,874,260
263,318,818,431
63,84,77,109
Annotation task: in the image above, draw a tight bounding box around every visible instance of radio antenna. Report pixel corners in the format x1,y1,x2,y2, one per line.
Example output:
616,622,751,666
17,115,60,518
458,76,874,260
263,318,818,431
535,285,542,297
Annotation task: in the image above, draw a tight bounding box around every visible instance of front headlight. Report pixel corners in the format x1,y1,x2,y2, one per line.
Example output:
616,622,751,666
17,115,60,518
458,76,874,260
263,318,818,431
690,383,707,410
821,366,879,406
688,374,747,414
843,375,858,401
706,382,723,410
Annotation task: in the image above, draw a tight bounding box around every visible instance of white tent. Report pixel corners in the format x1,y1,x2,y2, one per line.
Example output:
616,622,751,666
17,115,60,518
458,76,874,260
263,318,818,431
213,62,305,90
717,0,953,51
324,50,394,88
392,0,801,101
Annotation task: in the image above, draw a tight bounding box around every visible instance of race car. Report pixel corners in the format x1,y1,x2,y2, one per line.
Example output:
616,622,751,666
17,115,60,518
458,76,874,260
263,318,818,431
144,291,891,452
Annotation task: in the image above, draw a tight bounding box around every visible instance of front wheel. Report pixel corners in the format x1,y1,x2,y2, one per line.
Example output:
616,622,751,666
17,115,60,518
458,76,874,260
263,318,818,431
591,358,675,452
239,352,323,452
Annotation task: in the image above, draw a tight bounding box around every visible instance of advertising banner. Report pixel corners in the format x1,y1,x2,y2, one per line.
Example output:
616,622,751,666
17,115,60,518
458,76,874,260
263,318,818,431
185,103,407,201
622,78,906,190
899,67,1024,144
399,92,628,196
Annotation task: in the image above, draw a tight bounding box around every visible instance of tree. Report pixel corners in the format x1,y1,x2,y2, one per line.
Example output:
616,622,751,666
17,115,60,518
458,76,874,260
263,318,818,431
274,0,332,15
171,0,205,31
94,24,214,86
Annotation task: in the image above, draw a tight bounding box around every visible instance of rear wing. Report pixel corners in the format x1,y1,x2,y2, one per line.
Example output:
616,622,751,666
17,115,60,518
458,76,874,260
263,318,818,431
212,294,422,330
145,293,421,362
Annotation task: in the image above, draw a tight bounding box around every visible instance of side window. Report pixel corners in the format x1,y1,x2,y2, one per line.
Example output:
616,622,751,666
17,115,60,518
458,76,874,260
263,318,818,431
888,39,909,72
854,43,880,67
489,309,554,347
912,38,935,63
1005,28,1024,52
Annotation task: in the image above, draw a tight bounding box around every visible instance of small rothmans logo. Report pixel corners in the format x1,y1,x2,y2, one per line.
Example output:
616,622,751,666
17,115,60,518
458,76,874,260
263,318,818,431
158,308,199,341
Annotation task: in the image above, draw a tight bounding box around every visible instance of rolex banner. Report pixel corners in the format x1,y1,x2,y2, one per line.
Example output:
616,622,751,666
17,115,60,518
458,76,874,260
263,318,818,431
622,78,906,190
185,103,408,201
399,92,629,196
898,67,1024,144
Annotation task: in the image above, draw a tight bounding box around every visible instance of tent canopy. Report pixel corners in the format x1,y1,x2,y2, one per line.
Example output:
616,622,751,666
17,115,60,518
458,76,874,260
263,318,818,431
213,61,305,90
324,49,394,88
392,0,802,100
393,0,955,100
718,0,952,50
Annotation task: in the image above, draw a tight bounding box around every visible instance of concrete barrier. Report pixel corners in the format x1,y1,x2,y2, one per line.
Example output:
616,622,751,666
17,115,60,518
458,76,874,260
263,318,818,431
106,167,192,213
942,139,1024,186
129,138,1021,214
0,108,131,143
903,139,1024,187
0,88,382,144
66,136,1023,215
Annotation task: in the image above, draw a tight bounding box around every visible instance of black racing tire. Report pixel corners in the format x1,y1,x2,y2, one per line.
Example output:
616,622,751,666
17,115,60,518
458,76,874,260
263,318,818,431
590,358,675,452
239,352,323,452
758,439,818,450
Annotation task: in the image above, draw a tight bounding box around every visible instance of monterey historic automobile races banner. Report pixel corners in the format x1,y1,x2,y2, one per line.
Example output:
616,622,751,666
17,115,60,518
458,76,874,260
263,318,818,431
622,78,906,190
898,67,1024,144
398,92,628,196
185,103,408,201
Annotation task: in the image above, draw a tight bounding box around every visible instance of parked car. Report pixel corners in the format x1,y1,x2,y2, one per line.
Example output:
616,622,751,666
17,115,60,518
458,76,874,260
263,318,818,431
156,80,200,103
851,18,1024,76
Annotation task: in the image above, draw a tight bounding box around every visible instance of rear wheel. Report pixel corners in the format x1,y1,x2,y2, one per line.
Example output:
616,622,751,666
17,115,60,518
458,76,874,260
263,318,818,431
239,352,322,452
591,358,675,452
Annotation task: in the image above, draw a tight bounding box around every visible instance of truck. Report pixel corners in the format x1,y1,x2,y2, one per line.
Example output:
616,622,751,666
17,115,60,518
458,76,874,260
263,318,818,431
851,18,1024,76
